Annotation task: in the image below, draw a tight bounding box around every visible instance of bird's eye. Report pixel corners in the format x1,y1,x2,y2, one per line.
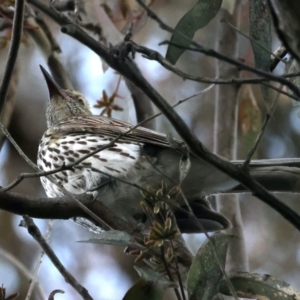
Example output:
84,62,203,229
78,98,85,106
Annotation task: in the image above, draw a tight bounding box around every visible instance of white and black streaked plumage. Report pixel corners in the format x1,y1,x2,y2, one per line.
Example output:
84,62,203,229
38,128,142,197
38,66,300,233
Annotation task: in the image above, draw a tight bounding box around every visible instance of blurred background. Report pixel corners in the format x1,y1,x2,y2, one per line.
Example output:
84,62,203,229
0,0,300,299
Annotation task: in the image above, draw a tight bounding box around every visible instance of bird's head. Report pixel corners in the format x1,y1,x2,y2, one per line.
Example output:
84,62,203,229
40,65,92,127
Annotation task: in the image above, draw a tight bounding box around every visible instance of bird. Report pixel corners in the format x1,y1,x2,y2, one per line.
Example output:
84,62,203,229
37,65,300,234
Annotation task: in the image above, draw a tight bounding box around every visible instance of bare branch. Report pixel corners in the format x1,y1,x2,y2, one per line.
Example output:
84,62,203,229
124,77,156,129
0,122,37,168
0,0,25,120
1,191,133,231
22,216,94,300
0,247,46,299
163,40,300,99
136,0,300,99
123,40,299,87
25,10,73,89
222,18,284,63
243,86,281,167
25,220,54,300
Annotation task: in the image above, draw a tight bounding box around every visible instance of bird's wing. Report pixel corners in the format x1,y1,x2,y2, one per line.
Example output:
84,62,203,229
54,115,184,149
53,116,300,169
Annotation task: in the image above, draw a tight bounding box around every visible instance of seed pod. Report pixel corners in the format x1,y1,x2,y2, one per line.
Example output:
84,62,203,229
140,190,147,199
150,226,164,239
166,247,173,260
169,186,181,199
164,217,172,231
150,256,162,265
134,252,145,263
134,235,145,245
154,264,166,273
145,239,155,246
128,249,141,256
154,239,164,247
156,188,163,197
140,201,150,214
153,203,160,214
161,181,167,194
153,221,164,232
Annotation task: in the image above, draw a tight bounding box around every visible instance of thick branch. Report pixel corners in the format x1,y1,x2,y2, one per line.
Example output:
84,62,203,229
124,77,156,129
0,191,134,232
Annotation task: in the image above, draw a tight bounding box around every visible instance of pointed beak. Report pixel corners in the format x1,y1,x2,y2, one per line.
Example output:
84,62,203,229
40,65,67,99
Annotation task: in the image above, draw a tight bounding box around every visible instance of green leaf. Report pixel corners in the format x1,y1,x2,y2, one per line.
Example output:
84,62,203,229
122,266,176,300
166,0,222,65
249,0,271,101
78,230,133,246
187,233,231,300
219,272,300,300
122,279,164,300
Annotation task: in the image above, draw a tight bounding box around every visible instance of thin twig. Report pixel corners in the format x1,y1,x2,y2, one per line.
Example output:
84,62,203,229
160,245,182,300
27,0,300,94
261,82,299,101
24,10,73,89
0,122,36,169
170,241,186,300
22,216,94,300
163,40,300,99
129,40,297,86
136,0,300,99
25,220,54,300
222,19,284,63
135,84,215,127
0,0,25,116
0,247,46,299
114,40,300,104
243,85,282,167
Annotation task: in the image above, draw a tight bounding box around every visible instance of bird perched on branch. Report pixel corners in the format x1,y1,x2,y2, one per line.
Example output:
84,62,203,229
38,65,300,234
